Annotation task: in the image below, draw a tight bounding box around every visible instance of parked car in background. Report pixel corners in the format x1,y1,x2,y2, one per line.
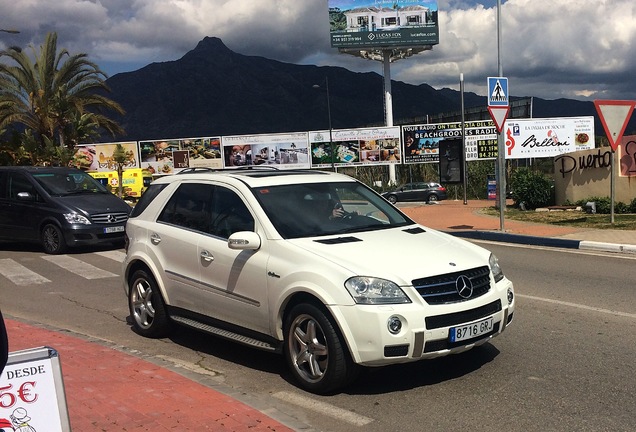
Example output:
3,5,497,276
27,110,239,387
123,168,515,394
382,182,448,204
0,166,131,254
88,168,153,202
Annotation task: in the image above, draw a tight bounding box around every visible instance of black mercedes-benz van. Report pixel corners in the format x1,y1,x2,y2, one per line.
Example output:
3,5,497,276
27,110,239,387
0,166,131,254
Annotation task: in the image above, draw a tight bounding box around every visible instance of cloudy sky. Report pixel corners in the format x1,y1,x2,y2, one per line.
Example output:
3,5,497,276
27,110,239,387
1,0,634,101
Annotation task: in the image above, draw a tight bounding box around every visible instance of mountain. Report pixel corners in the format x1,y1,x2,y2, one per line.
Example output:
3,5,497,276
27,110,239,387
103,37,624,141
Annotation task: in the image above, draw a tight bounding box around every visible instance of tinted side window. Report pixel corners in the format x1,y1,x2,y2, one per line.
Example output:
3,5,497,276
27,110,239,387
9,173,40,201
158,183,212,233
130,183,168,218
209,187,254,238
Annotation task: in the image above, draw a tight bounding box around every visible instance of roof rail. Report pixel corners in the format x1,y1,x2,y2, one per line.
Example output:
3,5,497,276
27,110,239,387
175,167,218,175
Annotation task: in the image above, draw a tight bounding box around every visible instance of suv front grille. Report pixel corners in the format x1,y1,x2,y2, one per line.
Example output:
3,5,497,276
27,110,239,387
91,212,129,224
413,265,491,304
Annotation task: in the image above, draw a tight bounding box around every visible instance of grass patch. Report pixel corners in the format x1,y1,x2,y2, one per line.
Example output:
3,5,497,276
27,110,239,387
480,207,636,230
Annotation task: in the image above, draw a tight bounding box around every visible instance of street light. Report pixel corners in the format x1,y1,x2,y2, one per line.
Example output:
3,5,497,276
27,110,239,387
0,29,20,34
313,77,335,170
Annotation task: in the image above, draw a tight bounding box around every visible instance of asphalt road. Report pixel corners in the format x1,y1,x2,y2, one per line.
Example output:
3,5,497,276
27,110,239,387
1,240,635,432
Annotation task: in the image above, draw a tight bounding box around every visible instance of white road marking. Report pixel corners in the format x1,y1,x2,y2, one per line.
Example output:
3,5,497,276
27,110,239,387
518,294,636,319
41,255,117,279
0,259,51,286
95,250,127,262
273,391,373,427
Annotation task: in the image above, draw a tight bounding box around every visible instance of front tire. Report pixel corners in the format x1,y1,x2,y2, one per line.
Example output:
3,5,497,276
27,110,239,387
128,269,169,338
41,223,67,254
284,303,359,394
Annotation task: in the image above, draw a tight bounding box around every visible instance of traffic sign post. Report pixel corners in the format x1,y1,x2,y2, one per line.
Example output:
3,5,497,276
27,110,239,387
594,100,636,223
488,77,509,231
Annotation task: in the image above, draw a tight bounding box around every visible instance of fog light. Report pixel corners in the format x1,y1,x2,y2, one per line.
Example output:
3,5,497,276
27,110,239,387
387,316,402,334
507,288,514,305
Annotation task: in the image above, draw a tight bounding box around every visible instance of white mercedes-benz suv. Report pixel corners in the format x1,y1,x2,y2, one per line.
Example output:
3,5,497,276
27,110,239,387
123,168,515,394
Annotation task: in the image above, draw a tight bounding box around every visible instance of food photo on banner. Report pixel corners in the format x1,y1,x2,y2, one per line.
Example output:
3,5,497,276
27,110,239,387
222,132,310,169
70,142,138,172
310,127,401,168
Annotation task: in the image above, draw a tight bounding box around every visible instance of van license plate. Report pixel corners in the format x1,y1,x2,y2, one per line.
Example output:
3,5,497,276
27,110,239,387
449,317,494,343
104,226,124,234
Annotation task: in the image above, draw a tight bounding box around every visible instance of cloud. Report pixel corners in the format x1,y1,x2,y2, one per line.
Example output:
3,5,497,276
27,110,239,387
2,0,635,100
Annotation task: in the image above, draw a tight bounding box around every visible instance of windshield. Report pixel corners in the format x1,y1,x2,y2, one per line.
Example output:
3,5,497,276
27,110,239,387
253,181,413,239
33,171,109,196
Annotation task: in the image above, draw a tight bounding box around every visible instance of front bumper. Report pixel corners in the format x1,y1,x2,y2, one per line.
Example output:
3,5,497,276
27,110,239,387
62,223,127,246
331,278,515,366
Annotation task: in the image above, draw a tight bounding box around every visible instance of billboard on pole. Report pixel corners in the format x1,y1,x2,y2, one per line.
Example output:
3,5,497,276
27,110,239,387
329,0,439,49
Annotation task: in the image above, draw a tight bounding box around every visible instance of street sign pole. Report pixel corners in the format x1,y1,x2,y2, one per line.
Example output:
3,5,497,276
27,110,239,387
488,76,509,231
593,100,636,225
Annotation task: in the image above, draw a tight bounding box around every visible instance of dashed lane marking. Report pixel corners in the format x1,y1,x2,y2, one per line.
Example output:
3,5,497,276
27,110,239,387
0,258,51,286
41,255,117,279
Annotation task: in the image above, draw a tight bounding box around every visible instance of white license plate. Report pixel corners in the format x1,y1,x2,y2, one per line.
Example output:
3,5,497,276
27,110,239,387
449,316,494,343
103,226,125,234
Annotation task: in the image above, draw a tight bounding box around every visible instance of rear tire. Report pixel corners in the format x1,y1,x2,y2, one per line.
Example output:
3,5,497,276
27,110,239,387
387,195,397,204
284,303,359,394
428,194,439,202
128,269,169,338
41,223,67,254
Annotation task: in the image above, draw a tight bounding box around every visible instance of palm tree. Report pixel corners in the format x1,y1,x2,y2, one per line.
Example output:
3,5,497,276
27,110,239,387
0,31,125,164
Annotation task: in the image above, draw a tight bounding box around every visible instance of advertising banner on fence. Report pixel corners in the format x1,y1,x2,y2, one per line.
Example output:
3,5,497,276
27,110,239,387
71,142,139,172
309,127,401,168
504,116,595,159
329,0,439,49
139,137,222,175
402,120,497,164
222,132,310,169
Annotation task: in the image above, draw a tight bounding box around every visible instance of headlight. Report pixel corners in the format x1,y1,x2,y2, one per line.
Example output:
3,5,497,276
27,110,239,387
345,277,411,305
64,212,91,225
489,253,504,283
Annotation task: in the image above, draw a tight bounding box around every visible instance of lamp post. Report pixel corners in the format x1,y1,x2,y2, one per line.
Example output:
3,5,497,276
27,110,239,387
313,77,334,170
0,29,20,34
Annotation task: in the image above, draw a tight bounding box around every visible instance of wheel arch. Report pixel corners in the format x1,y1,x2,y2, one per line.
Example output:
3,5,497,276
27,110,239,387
278,291,362,364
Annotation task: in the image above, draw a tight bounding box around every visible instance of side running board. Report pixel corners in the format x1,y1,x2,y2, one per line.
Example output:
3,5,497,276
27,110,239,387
171,315,280,353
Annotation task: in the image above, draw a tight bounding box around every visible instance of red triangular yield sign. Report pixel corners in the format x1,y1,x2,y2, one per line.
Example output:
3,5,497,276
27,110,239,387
594,100,635,151
488,106,510,133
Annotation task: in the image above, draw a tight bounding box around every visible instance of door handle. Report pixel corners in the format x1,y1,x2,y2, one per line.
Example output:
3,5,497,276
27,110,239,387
200,250,214,262
150,233,161,245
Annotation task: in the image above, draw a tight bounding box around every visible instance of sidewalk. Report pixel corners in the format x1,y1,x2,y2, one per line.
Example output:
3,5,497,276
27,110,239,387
3,199,635,431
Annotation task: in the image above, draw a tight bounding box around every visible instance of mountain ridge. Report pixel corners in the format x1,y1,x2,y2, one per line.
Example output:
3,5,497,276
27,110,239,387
104,37,622,142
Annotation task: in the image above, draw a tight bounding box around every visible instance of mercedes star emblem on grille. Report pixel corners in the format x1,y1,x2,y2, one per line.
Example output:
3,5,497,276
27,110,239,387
456,275,474,299
107,214,116,223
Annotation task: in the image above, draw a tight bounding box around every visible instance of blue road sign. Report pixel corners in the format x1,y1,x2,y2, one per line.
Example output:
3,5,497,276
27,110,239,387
488,77,509,106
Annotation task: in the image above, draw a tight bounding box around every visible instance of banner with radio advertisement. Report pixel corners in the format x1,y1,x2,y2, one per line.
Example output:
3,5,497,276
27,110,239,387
402,120,497,164
309,127,401,168
504,117,595,159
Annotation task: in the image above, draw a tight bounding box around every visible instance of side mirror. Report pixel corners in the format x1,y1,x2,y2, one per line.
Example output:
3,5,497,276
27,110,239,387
16,192,34,201
228,231,261,250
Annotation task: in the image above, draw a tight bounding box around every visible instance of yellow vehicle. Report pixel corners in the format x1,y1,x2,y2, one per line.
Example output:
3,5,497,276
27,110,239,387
88,169,152,202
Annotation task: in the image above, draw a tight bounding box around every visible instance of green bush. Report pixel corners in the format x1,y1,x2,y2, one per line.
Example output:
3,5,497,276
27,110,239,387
630,197,636,213
509,168,554,209
573,196,634,214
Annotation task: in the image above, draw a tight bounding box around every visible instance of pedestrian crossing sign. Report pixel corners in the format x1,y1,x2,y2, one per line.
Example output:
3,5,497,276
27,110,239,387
488,77,508,106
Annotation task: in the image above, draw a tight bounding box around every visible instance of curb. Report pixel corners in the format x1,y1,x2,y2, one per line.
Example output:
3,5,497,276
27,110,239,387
448,230,636,255
448,230,582,249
